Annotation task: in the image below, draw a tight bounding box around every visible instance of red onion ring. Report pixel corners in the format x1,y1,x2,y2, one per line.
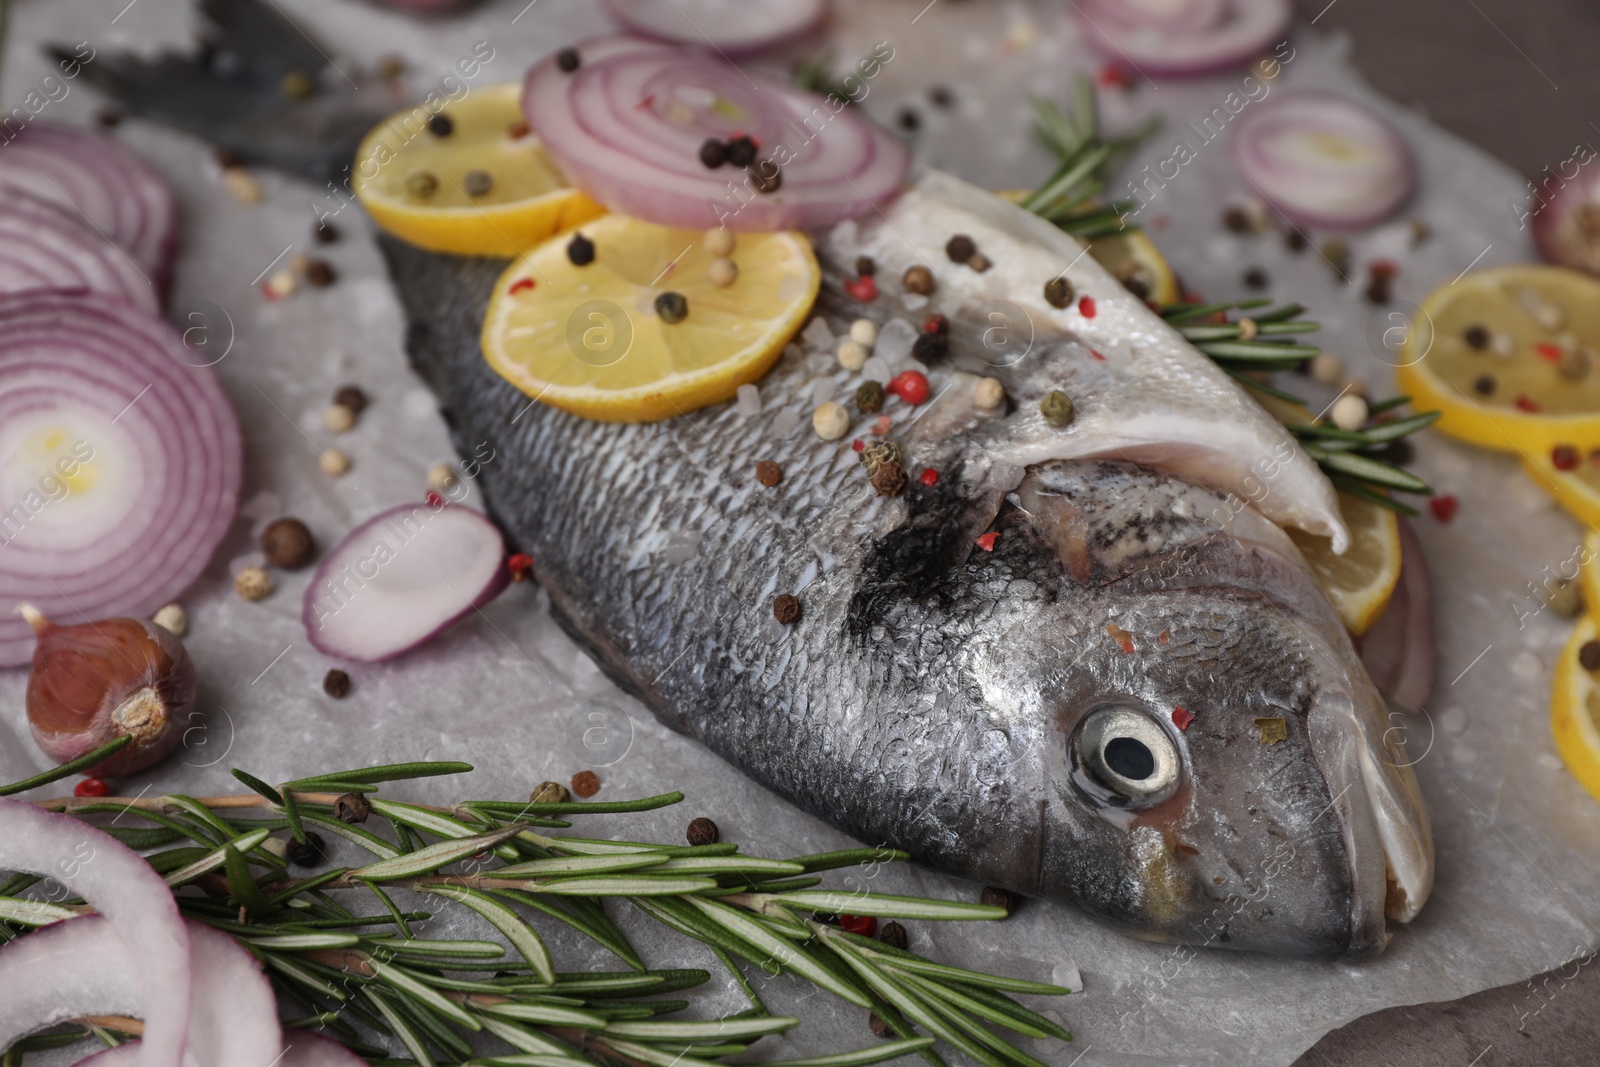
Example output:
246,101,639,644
1359,517,1435,712
0,292,242,668
0,192,159,313
0,124,178,296
302,502,509,662
64,922,282,1067
1232,91,1416,229
1076,0,1291,78
0,802,190,1066
280,1034,369,1066
1531,160,1600,275
603,0,829,55
522,35,910,232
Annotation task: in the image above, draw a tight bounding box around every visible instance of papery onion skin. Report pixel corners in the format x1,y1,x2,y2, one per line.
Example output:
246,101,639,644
24,610,194,779
522,35,911,232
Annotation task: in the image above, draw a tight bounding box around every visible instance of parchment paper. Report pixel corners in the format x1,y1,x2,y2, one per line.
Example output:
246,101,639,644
4,1,1598,1065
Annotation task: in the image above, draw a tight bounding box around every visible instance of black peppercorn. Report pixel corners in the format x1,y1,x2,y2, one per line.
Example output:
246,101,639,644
725,136,757,168
556,47,581,73
1472,374,1496,396
334,793,371,823
699,138,727,169
568,233,596,267
897,108,920,132
1243,267,1270,289
912,332,949,364
946,234,976,264
1223,207,1251,233
315,220,340,245
427,113,453,137
286,832,327,868
855,255,876,277
1285,229,1308,252
979,886,1016,916
773,593,801,624
686,817,720,845
879,921,909,950
1463,325,1489,350
751,160,782,194
1581,640,1600,671
1364,273,1392,305
334,384,368,412
261,518,315,570
214,147,244,169
323,668,351,699
655,291,689,324
305,259,336,287
929,85,954,108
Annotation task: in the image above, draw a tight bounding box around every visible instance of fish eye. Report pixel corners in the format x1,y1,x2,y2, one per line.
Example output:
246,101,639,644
1071,705,1181,807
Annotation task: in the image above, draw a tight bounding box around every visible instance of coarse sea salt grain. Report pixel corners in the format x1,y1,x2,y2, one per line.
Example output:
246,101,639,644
801,317,835,350
809,378,834,405
773,408,801,435
901,292,930,312
875,317,918,365
861,355,893,382
736,383,761,418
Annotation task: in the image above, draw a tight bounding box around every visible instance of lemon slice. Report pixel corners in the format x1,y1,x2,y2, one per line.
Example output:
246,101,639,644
1085,229,1181,306
1553,614,1600,804
354,82,605,256
1288,489,1402,636
481,214,820,423
1582,530,1600,615
1396,265,1600,453
1522,444,1600,528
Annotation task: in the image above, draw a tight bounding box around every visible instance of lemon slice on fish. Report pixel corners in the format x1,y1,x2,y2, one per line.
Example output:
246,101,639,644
481,213,820,423
1395,266,1600,453
995,189,1179,305
1553,614,1600,804
354,82,605,257
1287,489,1402,637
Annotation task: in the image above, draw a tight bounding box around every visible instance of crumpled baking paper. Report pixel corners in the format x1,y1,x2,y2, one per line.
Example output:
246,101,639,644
3,2,1597,1065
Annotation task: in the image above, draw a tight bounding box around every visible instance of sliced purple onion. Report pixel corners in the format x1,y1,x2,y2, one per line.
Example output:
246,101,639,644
1531,161,1600,275
522,35,910,232
302,502,509,662
1360,517,1435,712
1077,0,1291,78
0,291,243,668
280,1034,370,1067
0,123,178,295
0,802,191,1067
0,192,159,312
603,0,829,55
1232,92,1416,229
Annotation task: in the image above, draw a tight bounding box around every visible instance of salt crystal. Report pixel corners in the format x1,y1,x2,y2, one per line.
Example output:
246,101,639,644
1451,744,1478,765
861,355,893,381
1539,752,1565,771
1511,650,1542,681
663,530,702,563
901,292,929,312
783,343,804,363
773,408,801,435
764,615,788,642
809,378,834,405
736,383,761,418
806,350,836,376
875,317,917,365
801,317,835,350
828,219,858,252
1439,706,1468,735
1050,959,1080,993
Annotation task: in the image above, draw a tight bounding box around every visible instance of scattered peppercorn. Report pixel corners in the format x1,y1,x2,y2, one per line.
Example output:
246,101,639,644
912,332,949,364
839,914,878,936
897,108,920,132
285,832,327,868
1285,229,1308,252
280,69,314,100
1463,325,1489,350
75,778,110,798
773,593,802,625
860,439,901,474
686,817,720,845
234,566,273,601
507,120,531,139
889,370,930,405
856,380,886,414
855,255,876,277
508,553,534,582
1243,267,1270,289
967,251,992,273
94,107,123,129
923,313,948,335
1378,439,1415,466
1364,272,1392,305
334,793,371,823
974,377,1006,410
1078,294,1097,318
404,169,438,199
571,770,601,798
334,385,368,413
1041,389,1075,427
756,460,783,487
1554,444,1581,471
902,266,935,296
556,47,581,73
879,921,909,950
323,668,351,698
1044,276,1075,309
655,291,689,324
1321,238,1351,278
153,603,188,637
1580,640,1600,672
930,85,955,108
726,135,757,168
567,233,596,266
751,161,782,194
261,517,315,570
699,138,727,168
812,402,850,439
315,220,340,245
1223,206,1250,232
870,460,908,497
530,781,569,804
844,274,878,302
304,259,336,287
464,169,494,197
946,234,976,264
979,886,1016,916
428,113,453,137
1559,347,1592,381
214,147,244,169
869,1014,894,1038
320,448,351,477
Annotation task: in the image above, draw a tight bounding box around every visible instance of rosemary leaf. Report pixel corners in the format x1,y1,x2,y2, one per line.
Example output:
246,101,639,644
350,824,527,882
164,828,271,887
423,884,556,983
489,854,671,878
0,898,78,926
603,1016,799,1041
282,760,474,789
223,842,277,915
0,736,131,797
767,891,1008,921
764,1037,938,1067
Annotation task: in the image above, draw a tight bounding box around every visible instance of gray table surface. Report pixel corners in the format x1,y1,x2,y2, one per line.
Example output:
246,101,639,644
1291,5,1599,1063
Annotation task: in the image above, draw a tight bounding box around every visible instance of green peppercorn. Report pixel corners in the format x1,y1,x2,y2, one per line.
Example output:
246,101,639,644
855,380,885,414
655,291,689,324
1041,389,1075,428
1044,276,1074,309
404,169,438,199
464,169,494,197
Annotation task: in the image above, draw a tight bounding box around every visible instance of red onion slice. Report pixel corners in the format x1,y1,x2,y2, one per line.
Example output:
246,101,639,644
0,292,243,668
1076,0,1291,77
603,0,828,55
1232,92,1416,229
1360,517,1435,712
522,35,910,231
302,502,509,662
1531,161,1600,275
0,123,178,295
0,802,190,1066
279,1034,369,1067
63,922,281,1067
0,193,159,313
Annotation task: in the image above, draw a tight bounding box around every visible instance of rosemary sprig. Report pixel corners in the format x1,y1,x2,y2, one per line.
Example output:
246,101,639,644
1022,78,1158,237
793,51,856,104
1,759,1071,1067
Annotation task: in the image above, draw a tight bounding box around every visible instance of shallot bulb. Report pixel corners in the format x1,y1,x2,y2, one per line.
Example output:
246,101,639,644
19,604,194,778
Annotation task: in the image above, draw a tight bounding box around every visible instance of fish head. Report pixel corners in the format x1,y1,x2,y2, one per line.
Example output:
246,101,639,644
957,461,1432,959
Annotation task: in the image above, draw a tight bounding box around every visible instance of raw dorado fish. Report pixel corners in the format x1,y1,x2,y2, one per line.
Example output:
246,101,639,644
385,171,1432,960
